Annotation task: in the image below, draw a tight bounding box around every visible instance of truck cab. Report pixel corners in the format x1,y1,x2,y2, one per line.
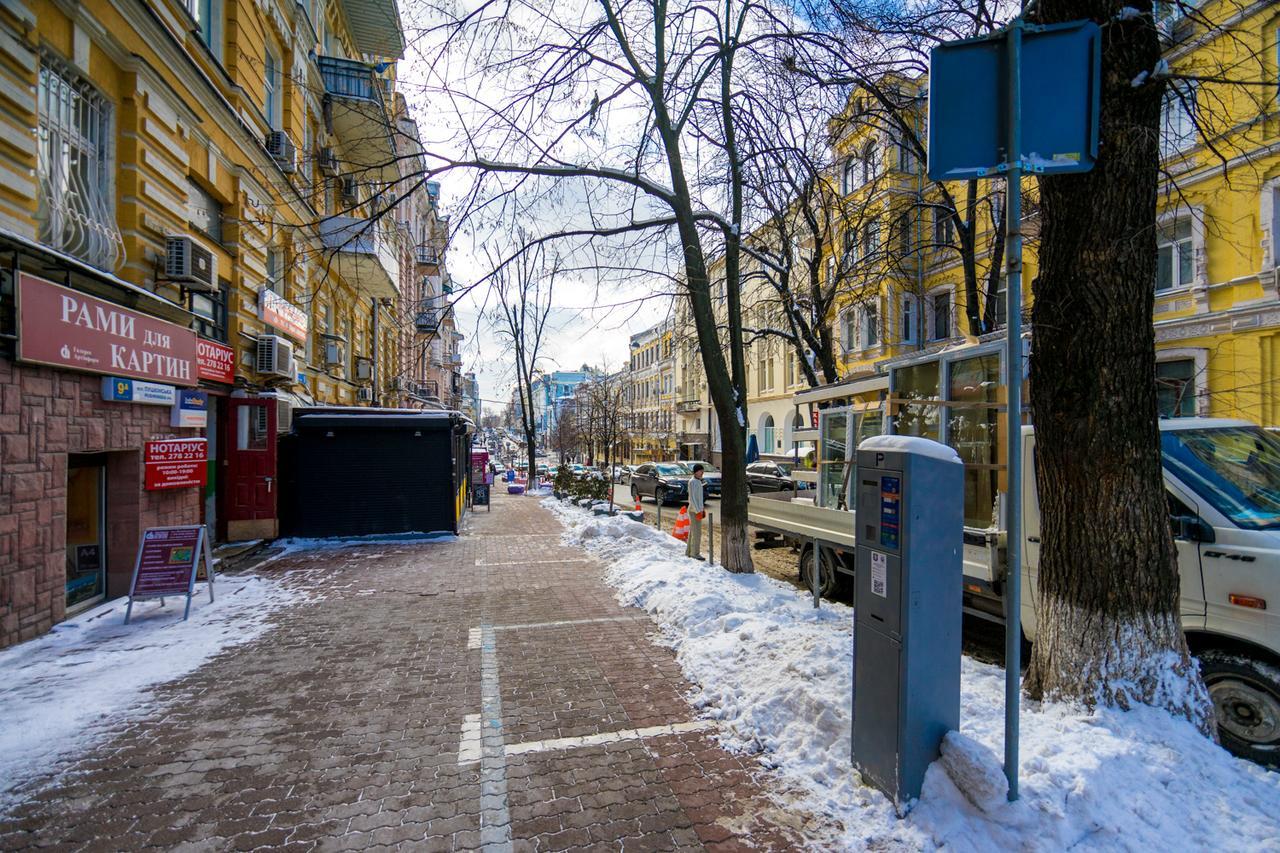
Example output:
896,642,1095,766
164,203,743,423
1021,419,1280,764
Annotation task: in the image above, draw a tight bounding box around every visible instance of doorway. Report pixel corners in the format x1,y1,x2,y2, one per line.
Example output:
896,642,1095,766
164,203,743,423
66,453,107,613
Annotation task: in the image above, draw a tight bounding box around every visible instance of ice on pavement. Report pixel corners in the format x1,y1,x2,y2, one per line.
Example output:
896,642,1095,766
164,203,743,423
548,498,1280,851
0,574,305,811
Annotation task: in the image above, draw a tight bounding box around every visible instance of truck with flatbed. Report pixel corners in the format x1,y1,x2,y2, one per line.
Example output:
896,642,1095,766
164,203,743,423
749,347,1280,765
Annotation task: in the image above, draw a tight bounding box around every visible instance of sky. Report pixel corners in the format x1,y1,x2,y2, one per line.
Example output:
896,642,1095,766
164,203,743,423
393,0,685,416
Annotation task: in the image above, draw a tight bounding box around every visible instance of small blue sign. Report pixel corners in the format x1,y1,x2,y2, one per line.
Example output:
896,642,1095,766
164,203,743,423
928,20,1101,181
101,377,177,406
171,389,209,428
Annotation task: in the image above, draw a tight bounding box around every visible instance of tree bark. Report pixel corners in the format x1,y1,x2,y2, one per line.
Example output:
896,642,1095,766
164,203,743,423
1026,0,1212,732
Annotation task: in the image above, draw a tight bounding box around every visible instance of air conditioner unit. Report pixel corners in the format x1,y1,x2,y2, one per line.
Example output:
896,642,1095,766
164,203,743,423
390,377,406,392
355,356,373,381
324,340,344,367
266,131,296,173
340,176,359,205
255,334,295,379
317,146,338,176
164,236,216,290
356,387,374,403
276,398,294,433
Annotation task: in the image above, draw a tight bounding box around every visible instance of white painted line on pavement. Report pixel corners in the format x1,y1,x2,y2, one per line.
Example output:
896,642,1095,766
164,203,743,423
503,721,716,757
458,713,483,763
478,625,513,851
468,627,482,650
489,615,641,631
474,558,590,567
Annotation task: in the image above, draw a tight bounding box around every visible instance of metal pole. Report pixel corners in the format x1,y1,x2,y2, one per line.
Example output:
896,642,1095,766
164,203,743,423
1003,16,1024,804
656,499,662,531
709,511,715,565
811,540,821,609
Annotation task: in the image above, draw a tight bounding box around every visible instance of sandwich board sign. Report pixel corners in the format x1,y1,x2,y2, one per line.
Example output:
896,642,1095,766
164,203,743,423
124,525,216,623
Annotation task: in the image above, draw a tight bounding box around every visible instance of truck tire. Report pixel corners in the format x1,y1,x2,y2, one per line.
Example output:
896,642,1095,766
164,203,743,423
1198,650,1280,767
799,546,839,599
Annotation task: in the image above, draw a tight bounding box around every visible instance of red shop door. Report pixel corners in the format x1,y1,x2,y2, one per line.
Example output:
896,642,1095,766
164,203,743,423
222,397,278,540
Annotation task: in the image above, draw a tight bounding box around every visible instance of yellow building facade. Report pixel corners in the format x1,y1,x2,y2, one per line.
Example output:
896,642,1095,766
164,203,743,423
628,319,676,462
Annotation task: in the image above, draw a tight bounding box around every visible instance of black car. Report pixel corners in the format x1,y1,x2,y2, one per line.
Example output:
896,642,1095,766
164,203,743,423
682,460,722,497
746,461,802,493
630,463,691,505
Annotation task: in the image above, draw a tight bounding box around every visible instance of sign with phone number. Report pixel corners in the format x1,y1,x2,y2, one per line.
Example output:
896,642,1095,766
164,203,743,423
144,438,208,490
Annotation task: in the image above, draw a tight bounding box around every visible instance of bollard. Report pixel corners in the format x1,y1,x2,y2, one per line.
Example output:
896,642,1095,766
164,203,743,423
656,499,662,531
709,511,715,566
811,539,821,609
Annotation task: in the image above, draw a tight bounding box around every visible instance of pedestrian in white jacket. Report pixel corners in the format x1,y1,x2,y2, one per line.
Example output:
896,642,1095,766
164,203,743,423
686,464,706,561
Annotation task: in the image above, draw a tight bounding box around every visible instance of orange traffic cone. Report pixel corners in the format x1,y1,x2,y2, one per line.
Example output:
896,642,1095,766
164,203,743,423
634,497,643,512
672,506,690,542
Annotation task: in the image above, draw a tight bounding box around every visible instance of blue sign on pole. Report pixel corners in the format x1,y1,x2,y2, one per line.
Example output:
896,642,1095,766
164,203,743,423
927,20,1101,180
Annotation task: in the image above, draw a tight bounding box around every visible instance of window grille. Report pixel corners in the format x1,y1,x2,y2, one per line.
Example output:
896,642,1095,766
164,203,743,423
36,52,124,272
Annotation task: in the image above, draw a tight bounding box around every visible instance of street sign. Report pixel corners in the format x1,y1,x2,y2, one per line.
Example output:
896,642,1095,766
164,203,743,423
927,20,1101,180
124,525,216,623
101,376,178,406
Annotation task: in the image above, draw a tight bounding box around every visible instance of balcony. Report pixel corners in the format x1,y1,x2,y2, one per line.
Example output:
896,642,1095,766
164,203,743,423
449,352,463,366
415,307,438,333
676,397,701,413
317,55,396,180
415,244,440,267
318,215,400,299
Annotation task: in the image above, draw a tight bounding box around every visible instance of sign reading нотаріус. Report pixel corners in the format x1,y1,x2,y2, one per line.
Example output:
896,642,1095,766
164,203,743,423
16,273,199,386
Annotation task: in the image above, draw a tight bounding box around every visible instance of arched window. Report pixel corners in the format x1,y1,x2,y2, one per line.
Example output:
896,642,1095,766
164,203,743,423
761,414,776,453
842,157,856,195
862,140,879,184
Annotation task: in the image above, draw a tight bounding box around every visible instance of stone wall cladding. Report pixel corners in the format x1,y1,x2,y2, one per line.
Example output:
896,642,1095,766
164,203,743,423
0,357,201,649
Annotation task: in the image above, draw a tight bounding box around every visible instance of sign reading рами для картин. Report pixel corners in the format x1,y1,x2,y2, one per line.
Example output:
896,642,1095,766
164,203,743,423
15,272,198,385
125,525,216,623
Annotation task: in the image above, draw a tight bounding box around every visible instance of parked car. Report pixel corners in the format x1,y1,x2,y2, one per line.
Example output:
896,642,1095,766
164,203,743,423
630,463,692,505
614,465,637,484
746,461,804,493
682,460,722,497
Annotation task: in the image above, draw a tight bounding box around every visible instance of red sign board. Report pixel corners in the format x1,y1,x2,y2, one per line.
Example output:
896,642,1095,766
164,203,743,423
144,438,209,490
17,273,199,386
197,339,235,384
259,288,308,343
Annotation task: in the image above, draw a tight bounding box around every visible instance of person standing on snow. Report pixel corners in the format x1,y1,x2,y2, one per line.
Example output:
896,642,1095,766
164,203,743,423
686,464,706,561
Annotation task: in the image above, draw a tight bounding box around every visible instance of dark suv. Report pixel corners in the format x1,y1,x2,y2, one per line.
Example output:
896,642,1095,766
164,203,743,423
745,461,802,493
630,463,692,505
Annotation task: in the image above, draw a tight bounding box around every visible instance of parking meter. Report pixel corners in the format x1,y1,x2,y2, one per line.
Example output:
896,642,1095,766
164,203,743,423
852,436,963,808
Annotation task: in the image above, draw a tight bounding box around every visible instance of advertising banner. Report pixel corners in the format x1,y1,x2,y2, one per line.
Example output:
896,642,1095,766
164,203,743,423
196,339,235,384
170,390,210,428
258,288,308,343
17,273,198,386
125,525,216,623
144,438,208,490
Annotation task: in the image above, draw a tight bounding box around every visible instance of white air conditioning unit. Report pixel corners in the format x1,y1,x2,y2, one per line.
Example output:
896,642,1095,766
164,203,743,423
324,340,344,367
266,131,297,173
390,377,406,392
164,236,216,290
356,387,374,403
317,146,338,176
276,398,294,433
340,176,359,205
255,334,295,379
355,356,373,381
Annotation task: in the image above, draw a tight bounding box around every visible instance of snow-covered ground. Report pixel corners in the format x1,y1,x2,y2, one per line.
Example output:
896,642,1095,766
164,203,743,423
0,573,306,811
547,499,1280,851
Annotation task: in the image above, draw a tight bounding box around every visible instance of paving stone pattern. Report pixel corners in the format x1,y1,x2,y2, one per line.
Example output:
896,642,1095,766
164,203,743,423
0,493,807,851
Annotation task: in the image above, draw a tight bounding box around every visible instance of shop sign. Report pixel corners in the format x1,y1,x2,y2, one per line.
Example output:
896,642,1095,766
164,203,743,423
170,390,209,428
258,288,308,343
101,376,177,406
124,525,215,623
197,339,235,384
144,438,208,490
17,273,198,386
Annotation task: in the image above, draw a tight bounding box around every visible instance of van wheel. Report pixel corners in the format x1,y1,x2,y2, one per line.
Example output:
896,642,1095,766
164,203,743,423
1199,650,1280,767
799,546,840,599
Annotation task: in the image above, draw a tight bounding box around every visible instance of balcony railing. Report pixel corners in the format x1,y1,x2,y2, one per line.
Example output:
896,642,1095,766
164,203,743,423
415,307,438,333
318,215,400,299
676,397,701,413
449,352,463,366
317,55,380,102
412,380,439,400
415,244,439,266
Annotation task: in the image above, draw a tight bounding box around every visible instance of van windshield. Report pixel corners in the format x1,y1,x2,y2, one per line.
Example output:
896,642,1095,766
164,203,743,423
1161,426,1280,530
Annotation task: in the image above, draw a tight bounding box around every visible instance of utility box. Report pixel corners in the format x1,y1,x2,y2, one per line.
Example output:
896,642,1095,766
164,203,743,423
852,436,963,808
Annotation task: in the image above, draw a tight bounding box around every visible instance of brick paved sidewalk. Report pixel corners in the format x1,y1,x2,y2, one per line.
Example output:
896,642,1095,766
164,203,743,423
0,492,809,852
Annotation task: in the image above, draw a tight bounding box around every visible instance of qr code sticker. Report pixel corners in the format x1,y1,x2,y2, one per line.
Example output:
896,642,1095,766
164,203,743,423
870,551,888,598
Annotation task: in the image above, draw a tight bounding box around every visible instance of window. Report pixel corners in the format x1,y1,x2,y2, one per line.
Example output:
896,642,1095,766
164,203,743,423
897,134,916,174
1160,84,1196,157
1156,358,1197,417
36,53,122,271
841,310,857,353
933,207,955,248
900,294,917,344
861,140,879,184
863,219,880,258
761,415,776,453
843,228,859,265
187,179,223,242
863,303,879,349
992,276,1008,329
264,47,282,130
842,157,856,194
191,0,221,59
929,290,952,341
897,212,912,256
265,246,284,293
1157,219,1194,291
190,278,229,342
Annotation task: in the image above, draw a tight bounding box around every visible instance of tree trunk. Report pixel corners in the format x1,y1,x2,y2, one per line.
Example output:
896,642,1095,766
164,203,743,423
1026,0,1212,733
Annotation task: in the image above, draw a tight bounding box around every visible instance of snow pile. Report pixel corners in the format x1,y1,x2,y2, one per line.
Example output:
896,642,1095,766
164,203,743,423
0,574,306,811
548,500,1280,851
